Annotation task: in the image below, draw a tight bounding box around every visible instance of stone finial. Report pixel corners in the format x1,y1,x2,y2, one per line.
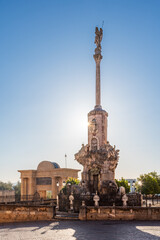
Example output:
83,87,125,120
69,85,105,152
69,192,74,204
93,191,100,207
69,192,74,210
122,194,128,207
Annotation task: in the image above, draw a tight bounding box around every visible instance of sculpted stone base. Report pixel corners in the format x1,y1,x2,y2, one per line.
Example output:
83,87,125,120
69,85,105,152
75,142,119,195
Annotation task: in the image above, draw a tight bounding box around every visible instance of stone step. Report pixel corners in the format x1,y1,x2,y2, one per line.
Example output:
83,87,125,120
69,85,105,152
55,211,79,220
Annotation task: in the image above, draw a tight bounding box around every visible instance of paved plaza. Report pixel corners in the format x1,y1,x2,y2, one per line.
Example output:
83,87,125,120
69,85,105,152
0,220,160,240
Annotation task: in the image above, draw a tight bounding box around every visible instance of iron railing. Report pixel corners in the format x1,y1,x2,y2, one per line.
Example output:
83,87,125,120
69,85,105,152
0,194,57,205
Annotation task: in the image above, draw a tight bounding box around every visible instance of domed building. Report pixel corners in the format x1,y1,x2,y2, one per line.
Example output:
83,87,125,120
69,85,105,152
18,161,79,199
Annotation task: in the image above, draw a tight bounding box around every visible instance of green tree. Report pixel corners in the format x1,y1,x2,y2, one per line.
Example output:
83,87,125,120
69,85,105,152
137,172,160,195
61,178,80,194
0,181,12,190
65,177,80,186
13,181,21,195
116,178,130,193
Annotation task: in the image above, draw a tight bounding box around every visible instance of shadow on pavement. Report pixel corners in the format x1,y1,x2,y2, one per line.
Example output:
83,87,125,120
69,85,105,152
50,220,160,240
0,220,160,239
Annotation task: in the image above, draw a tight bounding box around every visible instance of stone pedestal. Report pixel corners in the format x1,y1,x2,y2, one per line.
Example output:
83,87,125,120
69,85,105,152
75,142,119,194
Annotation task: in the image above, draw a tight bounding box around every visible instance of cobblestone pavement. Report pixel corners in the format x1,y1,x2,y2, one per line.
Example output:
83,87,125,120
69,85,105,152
0,220,160,240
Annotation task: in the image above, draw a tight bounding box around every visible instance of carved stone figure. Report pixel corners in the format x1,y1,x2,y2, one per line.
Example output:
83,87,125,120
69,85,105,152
75,141,119,194
95,27,103,51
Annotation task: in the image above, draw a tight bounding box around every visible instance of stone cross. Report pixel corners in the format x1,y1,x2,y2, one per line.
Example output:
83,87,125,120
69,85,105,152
93,191,100,207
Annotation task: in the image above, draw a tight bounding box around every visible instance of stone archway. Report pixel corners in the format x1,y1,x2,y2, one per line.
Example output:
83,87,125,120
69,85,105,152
88,168,101,193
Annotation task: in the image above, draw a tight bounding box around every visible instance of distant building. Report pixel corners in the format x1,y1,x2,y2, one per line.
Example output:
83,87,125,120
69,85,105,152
18,161,80,199
126,179,137,192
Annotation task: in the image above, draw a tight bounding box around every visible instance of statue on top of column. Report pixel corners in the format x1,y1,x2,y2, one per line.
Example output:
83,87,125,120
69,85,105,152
94,27,103,53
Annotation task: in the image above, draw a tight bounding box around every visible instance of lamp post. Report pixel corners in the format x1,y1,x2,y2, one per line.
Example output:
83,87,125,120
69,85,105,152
132,181,135,192
65,154,67,168
56,181,60,210
138,181,142,193
128,182,131,193
63,181,66,187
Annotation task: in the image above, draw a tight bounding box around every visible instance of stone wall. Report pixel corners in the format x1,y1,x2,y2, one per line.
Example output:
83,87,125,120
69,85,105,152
0,190,15,203
79,206,160,221
0,204,54,223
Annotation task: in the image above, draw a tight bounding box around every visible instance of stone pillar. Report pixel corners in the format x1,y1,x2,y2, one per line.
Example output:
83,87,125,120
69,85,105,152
21,178,24,196
23,178,28,195
79,205,87,220
59,178,63,190
29,176,36,196
94,54,102,109
52,177,56,199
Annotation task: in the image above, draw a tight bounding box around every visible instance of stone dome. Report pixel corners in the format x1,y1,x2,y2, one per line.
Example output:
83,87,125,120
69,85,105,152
37,161,60,171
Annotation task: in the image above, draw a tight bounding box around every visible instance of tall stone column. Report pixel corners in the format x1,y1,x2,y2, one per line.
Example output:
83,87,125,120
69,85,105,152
94,27,103,109
94,54,102,109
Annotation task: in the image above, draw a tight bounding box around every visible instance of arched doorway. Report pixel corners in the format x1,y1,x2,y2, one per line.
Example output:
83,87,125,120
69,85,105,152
88,168,100,193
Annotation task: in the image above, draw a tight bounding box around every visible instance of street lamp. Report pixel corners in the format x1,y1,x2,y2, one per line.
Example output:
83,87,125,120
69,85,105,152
63,181,66,186
132,182,135,192
56,181,59,196
138,181,142,186
82,181,85,187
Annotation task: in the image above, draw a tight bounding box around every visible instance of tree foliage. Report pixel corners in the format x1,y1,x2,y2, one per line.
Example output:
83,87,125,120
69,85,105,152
61,178,80,194
0,181,21,195
65,177,80,186
0,181,12,190
116,178,130,193
13,181,21,195
137,172,160,195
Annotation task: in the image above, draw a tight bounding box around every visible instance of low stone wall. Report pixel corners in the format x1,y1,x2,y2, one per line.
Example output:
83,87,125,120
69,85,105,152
79,206,160,221
0,204,54,223
0,190,15,203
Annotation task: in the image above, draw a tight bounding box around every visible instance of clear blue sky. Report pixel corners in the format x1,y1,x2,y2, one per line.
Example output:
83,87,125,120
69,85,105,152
0,0,160,182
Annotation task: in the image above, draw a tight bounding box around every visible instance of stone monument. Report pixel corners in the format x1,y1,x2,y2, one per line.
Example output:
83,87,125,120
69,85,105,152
58,27,142,211
75,27,120,195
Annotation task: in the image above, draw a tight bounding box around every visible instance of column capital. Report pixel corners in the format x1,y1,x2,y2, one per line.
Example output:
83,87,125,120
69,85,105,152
93,54,102,64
